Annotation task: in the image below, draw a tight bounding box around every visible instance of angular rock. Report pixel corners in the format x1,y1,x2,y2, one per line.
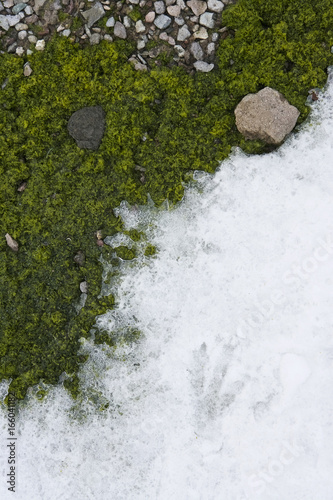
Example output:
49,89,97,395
114,21,127,38
190,41,203,60
177,24,191,40
193,26,208,38
154,14,171,29
199,11,214,28
154,0,165,14
90,32,101,44
234,87,300,144
80,281,88,293
81,1,105,29
187,0,206,16
67,105,106,150
33,0,48,14
136,19,145,32
0,15,9,30
5,233,19,251
7,14,22,26
12,2,27,14
194,60,214,72
106,16,115,27
207,0,223,12
35,39,45,50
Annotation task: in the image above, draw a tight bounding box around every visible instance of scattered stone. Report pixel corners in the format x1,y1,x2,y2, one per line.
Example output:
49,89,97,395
106,16,115,27
234,87,300,145
207,0,223,12
167,4,180,16
96,238,104,247
74,250,85,266
24,5,33,14
18,29,27,39
80,281,88,293
62,28,71,36
17,180,27,191
194,60,214,71
7,14,23,26
154,14,171,29
33,0,48,14
199,11,214,28
25,14,38,23
5,233,19,252
193,26,208,38
136,19,145,32
177,24,191,40
137,38,145,49
211,31,218,41
81,1,105,29
3,0,14,7
0,15,9,30
154,0,165,14
12,2,26,14
23,61,32,75
123,15,131,28
67,105,106,150
35,39,45,50
207,41,215,55
187,0,206,16
174,44,185,57
174,16,184,25
104,33,112,41
15,46,24,55
165,0,176,4
190,41,203,60
145,11,155,22
15,22,28,31
90,32,101,44
114,21,127,38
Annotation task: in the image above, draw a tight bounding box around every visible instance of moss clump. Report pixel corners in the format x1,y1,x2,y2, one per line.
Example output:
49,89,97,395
114,245,137,260
1,0,333,404
144,244,157,257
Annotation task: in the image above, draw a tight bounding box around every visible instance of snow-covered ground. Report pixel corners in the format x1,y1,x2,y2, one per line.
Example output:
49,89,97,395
1,72,333,499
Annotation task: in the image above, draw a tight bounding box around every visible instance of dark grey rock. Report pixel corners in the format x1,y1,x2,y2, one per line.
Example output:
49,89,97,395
74,250,85,266
67,105,106,150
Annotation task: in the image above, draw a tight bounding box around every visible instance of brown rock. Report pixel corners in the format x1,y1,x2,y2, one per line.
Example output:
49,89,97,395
234,87,300,145
187,0,207,16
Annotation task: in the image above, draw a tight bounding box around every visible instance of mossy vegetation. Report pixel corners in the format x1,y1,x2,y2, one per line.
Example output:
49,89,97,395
1,0,333,404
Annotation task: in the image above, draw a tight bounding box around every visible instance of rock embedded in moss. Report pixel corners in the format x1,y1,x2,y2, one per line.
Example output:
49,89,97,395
67,105,106,150
234,87,300,145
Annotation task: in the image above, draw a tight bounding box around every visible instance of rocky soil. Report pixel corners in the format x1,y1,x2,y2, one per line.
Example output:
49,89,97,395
0,0,237,73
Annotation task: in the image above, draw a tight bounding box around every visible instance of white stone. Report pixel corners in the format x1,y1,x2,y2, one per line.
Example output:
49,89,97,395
104,34,113,41
174,44,185,57
35,39,45,50
3,0,14,6
18,29,27,39
123,15,131,27
177,24,190,40
187,0,206,16
33,0,47,14
176,0,185,8
137,39,146,49
24,4,32,14
62,29,71,37
26,49,33,55
114,21,126,38
90,32,101,44
129,0,139,3
165,0,175,4
23,62,32,76
207,41,215,55
145,11,155,22
0,15,9,30
136,19,145,32
212,31,218,41
28,34,37,43
15,46,24,56
7,14,22,26
193,26,208,38
174,16,184,25
106,16,115,27
168,36,175,45
190,41,203,60
199,11,214,28
154,0,165,14
5,233,19,251
167,4,180,16
207,0,223,12
154,13,171,29
194,60,214,72
15,22,28,30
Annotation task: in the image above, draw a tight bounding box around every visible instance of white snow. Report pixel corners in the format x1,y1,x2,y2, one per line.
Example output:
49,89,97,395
1,71,333,499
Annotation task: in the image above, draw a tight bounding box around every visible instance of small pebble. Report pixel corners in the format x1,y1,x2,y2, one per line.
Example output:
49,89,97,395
35,39,45,50
5,233,19,252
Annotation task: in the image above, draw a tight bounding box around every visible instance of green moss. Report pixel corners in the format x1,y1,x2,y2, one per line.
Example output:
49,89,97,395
144,244,157,256
114,245,137,260
1,0,333,405
128,7,142,22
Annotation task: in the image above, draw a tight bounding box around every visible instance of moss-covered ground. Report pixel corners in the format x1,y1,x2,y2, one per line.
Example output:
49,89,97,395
1,0,333,403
